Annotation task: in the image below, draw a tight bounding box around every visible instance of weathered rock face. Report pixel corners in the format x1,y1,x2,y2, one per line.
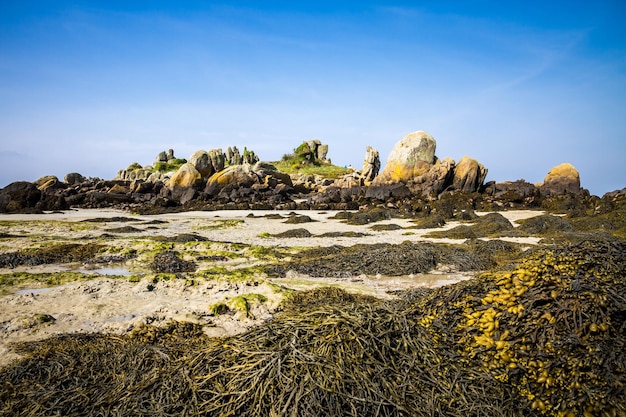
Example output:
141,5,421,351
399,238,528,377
155,149,176,164
188,150,212,177
452,156,488,193
482,180,542,207
168,163,202,189
408,157,456,196
204,162,292,198
0,182,42,213
0,181,68,213
361,146,380,183
373,131,437,185
208,149,226,173
540,163,581,195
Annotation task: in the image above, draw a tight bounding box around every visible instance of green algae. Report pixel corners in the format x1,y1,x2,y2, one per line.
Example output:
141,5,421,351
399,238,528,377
0,271,112,295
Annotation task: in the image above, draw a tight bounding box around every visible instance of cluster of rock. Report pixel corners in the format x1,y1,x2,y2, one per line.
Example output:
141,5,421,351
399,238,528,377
0,130,601,214
302,140,329,162
365,131,487,198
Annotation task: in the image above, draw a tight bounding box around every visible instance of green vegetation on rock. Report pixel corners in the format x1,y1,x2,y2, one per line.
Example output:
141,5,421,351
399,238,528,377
153,158,187,173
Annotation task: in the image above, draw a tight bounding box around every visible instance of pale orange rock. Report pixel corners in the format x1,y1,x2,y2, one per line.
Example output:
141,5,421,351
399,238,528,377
373,131,437,184
540,163,581,195
168,163,202,188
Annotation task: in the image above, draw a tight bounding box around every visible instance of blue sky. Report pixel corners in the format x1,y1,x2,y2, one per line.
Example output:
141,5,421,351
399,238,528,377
1,1,625,195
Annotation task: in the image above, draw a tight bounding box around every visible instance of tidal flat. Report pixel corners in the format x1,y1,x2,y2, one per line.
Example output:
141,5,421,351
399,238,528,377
0,207,624,416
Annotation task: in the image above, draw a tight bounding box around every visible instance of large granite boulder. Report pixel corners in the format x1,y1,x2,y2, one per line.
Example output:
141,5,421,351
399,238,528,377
539,163,581,195
188,150,212,177
188,148,226,178
452,156,488,193
373,131,436,185
168,163,202,189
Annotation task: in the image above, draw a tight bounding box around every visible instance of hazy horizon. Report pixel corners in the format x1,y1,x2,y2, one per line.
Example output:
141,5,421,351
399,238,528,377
1,1,625,196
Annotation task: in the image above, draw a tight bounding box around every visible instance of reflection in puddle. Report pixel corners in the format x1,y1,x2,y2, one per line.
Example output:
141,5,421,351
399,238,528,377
74,267,133,276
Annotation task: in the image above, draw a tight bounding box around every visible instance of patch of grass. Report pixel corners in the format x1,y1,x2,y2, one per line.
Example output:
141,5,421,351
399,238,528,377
153,158,187,173
272,160,350,179
257,232,271,238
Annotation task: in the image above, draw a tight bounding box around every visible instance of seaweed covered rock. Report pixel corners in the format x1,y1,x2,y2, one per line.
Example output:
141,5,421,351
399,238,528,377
150,250,197,273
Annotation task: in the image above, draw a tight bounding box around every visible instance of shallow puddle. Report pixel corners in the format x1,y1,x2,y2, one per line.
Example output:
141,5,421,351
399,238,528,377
74,267,134,276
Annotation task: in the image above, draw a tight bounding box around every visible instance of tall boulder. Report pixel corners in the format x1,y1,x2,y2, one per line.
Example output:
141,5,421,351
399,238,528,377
539,163,581,195
361,146,380,183
208,149,226,173
452,156,488,193
188,150,212,177
373,131,437,184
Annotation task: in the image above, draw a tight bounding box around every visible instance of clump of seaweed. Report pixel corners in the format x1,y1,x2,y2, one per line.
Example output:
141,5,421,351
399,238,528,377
283,214,316,224
369,223,403,231
517,214,574,235
151,250,197,273
409,214,446,229
81,216,141,223
265,241,484,278
427,224,477,239
425,212,515,239
271,228,312,238
471,213,514,234
410,239,626,417
152,233,208,242
128,320,209,344
0,243,104,268
464,238,522,269
317,231,369,238
331,207,392,225
104,225,142,233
